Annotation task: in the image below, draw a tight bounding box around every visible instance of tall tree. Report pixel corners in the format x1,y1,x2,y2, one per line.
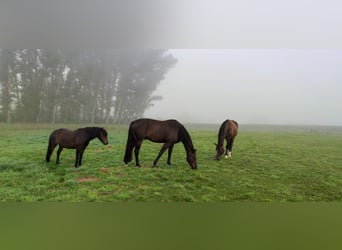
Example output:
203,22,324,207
113,50,177,124
0,49,177,124
15,49,44,122
0,49,17,122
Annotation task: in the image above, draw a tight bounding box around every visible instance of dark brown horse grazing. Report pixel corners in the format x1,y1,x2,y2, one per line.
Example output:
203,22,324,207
46,127,108,167
124,118,197,169
215,119,238,160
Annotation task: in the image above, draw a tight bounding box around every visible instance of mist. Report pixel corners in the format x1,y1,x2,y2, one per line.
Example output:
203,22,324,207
1,1,342,126
0,49,177,124
145,49,342,126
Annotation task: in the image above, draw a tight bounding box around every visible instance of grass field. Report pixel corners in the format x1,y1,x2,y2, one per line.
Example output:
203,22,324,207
0,123,341,202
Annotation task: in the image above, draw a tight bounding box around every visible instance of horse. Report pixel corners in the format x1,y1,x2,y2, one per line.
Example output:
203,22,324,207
46,127,108,167
124,118,197,169
215,119,238,160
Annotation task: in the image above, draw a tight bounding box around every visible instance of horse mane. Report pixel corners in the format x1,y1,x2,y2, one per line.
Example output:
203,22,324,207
80,127,106,138
179,125,195,152
217,120,229,146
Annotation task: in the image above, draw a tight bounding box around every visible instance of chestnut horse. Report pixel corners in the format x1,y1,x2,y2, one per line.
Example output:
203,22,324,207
46,127,108,167
215,119,238,160
124,118,197,169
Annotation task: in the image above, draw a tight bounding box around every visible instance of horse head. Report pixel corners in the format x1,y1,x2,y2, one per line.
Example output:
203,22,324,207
98,128,109,145
186,148,197,169
214,143,224,160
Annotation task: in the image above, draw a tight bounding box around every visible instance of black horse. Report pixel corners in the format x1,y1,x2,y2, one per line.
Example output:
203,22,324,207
46,127,108,167
124,118,197,169
215,119,238,160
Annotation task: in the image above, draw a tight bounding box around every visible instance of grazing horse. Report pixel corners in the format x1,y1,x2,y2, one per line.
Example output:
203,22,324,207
46,127,108,167
124,118,197,169
215,119,238,160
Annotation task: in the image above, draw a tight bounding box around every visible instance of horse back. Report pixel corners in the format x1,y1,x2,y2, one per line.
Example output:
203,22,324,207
50,128,78,148
130,118,181,142
219,119,238,139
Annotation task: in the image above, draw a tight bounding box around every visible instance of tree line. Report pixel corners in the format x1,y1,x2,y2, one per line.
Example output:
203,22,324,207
0,49,177,124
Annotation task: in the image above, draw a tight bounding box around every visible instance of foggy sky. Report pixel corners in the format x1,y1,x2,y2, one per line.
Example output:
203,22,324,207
145,50,342,126
1,1,342,126
1,0,342,48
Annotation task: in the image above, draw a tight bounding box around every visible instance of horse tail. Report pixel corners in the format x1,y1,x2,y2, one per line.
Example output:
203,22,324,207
124,125,135,164
46,134,54,162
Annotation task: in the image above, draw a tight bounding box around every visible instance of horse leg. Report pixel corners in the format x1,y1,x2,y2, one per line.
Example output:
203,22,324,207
224,138,229,158
226,138,235,158
134,141,143,167
75,148,81,167
78,147,86,166
167,144,174,165
224,143,229,158
153,143,172,167
229,137,236,157
56,146,63,164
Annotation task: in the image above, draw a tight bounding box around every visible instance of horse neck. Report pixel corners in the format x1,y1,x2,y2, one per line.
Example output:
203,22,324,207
217,121,227,146
84,127,100,140
179,126,194,153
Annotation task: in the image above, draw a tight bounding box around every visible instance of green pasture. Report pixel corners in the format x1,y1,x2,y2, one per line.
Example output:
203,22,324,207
0,123,341,202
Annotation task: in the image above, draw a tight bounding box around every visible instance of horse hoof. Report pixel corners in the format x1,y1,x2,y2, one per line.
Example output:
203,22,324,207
225,155,228,159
